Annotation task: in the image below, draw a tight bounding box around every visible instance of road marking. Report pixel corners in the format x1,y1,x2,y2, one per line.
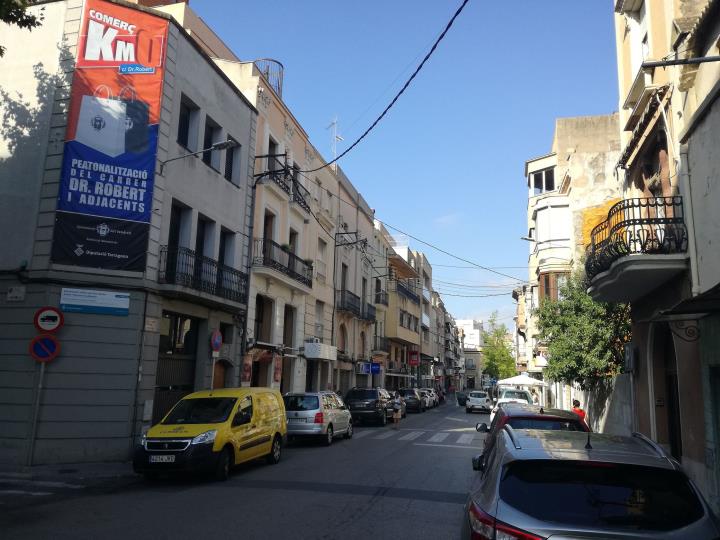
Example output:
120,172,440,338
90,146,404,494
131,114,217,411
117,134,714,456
352,430,373,439
456,434,474,445
0,489,53,496
398,431,424,441
413,443,480,450
373,430,397,440
444,416,469,423
428,432,449,443
0,478,83,489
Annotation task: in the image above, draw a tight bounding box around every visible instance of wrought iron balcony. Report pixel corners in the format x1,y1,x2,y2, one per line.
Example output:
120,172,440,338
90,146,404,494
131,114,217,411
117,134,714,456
375,290,389,306
291,179,311,214
253,238,313,288
254,58,284,98
361,303,376,322
585,196,688,280
373,336,390,353
396,280,420,303
336,289,361,317
159,245,248,303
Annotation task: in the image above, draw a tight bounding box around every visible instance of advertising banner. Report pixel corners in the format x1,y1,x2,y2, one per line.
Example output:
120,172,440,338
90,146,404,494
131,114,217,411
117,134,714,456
51,0,168,271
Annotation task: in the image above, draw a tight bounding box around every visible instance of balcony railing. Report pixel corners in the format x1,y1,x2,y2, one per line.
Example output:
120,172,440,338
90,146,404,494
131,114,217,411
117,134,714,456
159,245,248,303
422,286,431,302
373,336,390,352
396,280,420,303
291,179,311,213
375,290,389,306
336,289,361,317
361,303,376,322
254,58,284,98
421,312,430,328
585,196,688,279
253,238,313,288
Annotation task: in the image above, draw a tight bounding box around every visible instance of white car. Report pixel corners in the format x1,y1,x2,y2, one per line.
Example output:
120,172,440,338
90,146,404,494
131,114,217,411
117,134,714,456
420,388,438,407
465,390,492,413
489,388,533,423
418,390,433,409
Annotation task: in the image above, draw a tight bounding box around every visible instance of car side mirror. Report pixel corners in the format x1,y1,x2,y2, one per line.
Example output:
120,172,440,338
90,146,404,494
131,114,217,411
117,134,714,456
472,455,485,471
476,423,489,433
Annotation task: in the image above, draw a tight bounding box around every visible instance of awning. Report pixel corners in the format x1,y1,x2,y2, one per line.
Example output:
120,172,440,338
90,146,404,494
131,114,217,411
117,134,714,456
389,254,418,279
662,282,720,316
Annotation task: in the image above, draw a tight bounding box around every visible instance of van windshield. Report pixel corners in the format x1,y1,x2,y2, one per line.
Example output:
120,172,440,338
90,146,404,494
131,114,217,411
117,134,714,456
501,390,530,402
162,398,237,425
500,461,704,531
283,395,320,411
469,392,487,398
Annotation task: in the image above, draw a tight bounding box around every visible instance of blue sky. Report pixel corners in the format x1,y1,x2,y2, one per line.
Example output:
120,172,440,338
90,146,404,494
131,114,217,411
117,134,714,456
191,0,619,326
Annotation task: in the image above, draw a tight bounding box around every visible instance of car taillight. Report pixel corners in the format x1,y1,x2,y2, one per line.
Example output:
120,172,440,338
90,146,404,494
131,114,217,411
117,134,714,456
314,412,324,423
468,501,543,540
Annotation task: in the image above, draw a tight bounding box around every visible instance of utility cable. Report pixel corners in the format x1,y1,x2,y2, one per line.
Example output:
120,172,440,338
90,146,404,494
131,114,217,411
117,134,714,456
300,0,471,173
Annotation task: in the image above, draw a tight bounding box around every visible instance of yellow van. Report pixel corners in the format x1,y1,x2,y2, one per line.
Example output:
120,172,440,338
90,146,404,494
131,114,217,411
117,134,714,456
133,387,287,480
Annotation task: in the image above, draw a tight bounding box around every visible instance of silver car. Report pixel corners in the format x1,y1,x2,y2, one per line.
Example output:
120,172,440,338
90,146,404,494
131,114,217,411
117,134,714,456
463,428,720,539
283,391,353,446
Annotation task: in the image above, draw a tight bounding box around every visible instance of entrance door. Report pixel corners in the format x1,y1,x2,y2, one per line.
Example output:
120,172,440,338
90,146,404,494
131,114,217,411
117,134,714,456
213,361,227,389
664,326,683,459
153,313,199,423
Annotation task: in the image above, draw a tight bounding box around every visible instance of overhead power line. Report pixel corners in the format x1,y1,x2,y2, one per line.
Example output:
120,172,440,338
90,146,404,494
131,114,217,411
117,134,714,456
300,0,471,173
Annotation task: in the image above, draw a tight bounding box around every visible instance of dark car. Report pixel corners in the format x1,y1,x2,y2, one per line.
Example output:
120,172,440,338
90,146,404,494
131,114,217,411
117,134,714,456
456,391,468,406
475,403,590,470
399,388,425,413
345,387,391,426
462,428,720,539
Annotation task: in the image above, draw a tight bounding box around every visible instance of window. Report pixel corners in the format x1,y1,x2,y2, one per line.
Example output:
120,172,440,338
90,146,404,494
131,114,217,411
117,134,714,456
538,272,568,302
289,229,299,255
202,116,221,170
284,395,319,411
268,138,279,172
177,96,199,150
162,398,237,425
224,135,240,183
531,168,556,196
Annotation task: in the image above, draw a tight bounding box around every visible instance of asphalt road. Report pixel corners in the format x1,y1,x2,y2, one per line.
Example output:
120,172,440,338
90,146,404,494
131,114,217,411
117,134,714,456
1,401,489,540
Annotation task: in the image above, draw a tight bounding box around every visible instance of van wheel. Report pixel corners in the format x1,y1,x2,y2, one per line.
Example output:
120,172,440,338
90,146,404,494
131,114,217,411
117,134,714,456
344,421,353,439
266,435,281,465
325,425,334,446
214,447,233,481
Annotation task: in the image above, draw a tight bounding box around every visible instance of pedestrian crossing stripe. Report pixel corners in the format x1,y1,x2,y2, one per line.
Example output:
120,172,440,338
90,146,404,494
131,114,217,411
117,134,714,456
428,432,450,443
352,430,373,439
456,434,474,445
398,431,423,441
351,429,480,446
373,431,397,440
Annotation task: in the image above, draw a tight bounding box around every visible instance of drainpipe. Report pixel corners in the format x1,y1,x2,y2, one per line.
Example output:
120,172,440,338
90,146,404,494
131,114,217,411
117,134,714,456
655,92,700,295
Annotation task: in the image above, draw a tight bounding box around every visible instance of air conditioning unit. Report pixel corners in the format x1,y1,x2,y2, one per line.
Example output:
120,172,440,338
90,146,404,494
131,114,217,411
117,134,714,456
305,337,321,344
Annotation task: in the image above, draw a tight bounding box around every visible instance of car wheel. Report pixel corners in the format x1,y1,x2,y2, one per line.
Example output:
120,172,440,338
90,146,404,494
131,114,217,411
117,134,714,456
214,447,233,481
465,408,471,414
266,435,282,465
325,425,334,446
344,421,353,439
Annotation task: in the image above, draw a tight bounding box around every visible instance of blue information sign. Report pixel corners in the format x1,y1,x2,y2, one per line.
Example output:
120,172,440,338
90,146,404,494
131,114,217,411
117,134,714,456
370,363,381,375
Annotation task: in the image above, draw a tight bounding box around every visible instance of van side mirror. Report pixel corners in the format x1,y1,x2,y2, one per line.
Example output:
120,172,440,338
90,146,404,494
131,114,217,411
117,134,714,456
233,410,251,427
472,455,485,471
476,423,489,433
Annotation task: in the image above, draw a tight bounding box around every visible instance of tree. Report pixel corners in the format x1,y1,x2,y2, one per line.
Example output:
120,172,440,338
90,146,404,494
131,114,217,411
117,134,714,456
1,1,44,57
481,312,516,380
535,271,631,389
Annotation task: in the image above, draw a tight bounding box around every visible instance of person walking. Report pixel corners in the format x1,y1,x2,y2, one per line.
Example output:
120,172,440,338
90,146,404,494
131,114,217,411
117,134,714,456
392,391,403,429
571,399,587,422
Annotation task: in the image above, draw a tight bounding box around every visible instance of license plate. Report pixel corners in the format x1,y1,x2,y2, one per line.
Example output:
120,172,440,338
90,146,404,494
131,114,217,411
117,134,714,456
289,418,306,423
149,455,175,463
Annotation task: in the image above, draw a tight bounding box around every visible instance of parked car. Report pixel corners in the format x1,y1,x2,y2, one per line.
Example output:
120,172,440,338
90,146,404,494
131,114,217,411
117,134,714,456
283,391,352,446
133,387,286,481
418,389,433,410
399,388,425,413
420,388,437,407
476,403,591,471
345,387,391,426
456,391,468,407
465,390,492,413
462,428,720,539
489,388,533,423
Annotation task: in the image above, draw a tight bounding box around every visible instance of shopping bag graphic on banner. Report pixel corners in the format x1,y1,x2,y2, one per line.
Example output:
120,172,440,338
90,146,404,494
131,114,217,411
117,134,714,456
119,87,150,154
75,85,127,157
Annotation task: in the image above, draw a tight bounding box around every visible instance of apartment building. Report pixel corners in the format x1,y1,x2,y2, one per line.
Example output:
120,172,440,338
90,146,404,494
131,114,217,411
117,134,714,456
457,319,484,389
583,0,720,509
0,0,256,464
371,221,393,387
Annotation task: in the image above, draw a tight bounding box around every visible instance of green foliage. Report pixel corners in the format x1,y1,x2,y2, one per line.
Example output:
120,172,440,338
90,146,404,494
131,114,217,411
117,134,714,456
535,272,631,388
1,1,44,57
482,312,516,380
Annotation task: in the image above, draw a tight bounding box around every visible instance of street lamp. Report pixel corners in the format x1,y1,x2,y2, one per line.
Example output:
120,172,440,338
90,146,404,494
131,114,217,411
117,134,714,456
159,139,239,175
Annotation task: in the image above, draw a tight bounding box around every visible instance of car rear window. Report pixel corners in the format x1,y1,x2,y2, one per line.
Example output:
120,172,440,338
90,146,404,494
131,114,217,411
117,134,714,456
163,398,237,424
505,418,585,431
283,395,319,411
346,389,377,400
499,461,704,532
401,390,417,397
469,392,487,398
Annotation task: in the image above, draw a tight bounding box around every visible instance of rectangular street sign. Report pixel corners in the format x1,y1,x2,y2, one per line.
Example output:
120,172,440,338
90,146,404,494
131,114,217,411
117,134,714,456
60,287,130,316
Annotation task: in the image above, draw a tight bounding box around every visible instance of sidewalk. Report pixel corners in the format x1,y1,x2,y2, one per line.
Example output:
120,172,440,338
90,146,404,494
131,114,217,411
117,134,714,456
0,461,135,484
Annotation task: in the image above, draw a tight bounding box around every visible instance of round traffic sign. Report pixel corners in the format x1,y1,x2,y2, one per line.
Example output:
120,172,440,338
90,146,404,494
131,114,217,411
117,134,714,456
33,306,64,333
29,334,61,363
210,329,223,352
